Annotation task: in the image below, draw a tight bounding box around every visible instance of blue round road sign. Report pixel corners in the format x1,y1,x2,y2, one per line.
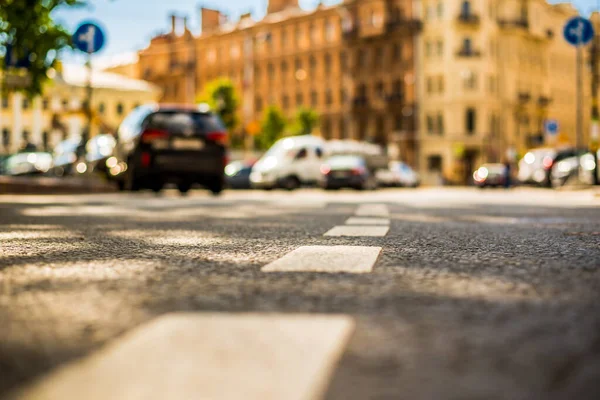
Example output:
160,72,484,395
564,17,594,47
73,22,105,54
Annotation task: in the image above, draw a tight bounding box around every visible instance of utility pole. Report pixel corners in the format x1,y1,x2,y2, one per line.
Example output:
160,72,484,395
591,7,600,185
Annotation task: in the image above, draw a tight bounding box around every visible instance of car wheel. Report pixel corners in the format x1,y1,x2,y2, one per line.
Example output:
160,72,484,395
150,181,164,193
177,182,192,195
281,176,301,191
208,180,224,196
124,164,140,192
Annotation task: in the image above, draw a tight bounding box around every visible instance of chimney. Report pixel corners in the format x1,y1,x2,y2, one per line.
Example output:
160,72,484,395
201,7,224,34
170,14,177,33
267,0,298,14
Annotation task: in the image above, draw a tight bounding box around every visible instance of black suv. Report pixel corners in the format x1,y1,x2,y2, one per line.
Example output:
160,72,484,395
112,104,228,194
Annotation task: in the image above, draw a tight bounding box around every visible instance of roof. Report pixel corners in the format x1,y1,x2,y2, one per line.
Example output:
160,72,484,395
56,64,160,93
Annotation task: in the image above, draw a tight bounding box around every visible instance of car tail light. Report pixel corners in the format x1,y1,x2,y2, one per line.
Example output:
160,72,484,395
542,156,553,169
351,167,366,176
141,129,169,143
320,165,331,175
140,152,151,167
206,131,228,145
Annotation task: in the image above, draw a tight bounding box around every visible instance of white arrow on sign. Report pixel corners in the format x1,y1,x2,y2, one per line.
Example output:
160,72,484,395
78,26,97,53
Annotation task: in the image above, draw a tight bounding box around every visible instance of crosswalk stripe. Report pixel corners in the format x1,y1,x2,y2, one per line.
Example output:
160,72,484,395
12,313,355,400
345,217,390,225
354,204,389,217
262,246,382,273
324,226,389,237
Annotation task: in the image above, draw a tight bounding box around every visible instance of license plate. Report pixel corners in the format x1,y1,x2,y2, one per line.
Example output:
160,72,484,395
333,172,349,178
172,138,204,150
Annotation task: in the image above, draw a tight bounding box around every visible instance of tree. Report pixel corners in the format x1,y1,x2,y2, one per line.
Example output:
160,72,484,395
199,78,240,133
0,0,83,96
256,105,286,150
293,107,319,136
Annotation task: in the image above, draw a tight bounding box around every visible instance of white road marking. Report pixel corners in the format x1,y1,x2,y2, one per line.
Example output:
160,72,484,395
262,246,382,273
355,204,389,217
345,217,390,225
324,226,389,237
13,313,355,400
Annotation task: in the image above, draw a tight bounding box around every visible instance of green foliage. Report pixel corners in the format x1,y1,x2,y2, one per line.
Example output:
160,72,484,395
292,107,319,136
0,0,84,96
256,105,287,150
198,78,240,133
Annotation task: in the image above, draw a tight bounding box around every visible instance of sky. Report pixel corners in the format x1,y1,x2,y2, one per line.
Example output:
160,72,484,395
55,0,596,67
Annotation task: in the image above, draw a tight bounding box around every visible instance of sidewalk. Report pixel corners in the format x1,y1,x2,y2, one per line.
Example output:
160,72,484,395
0,176,118,195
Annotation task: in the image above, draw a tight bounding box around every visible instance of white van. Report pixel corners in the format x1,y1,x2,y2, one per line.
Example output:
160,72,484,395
250,135,327,190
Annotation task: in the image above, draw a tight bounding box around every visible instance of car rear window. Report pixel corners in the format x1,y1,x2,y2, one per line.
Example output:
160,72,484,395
327,156,364,169
146,111,225,135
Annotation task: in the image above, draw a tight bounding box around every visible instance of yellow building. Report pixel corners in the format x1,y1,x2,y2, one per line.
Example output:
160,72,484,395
0,65,160,155
419,0,592,185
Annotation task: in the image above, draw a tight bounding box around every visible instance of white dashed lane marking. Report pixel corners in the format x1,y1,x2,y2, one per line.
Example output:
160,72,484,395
354,204,389,217
14,313,355,400
262,246,382,273
345,217,390,225
324,226,390,237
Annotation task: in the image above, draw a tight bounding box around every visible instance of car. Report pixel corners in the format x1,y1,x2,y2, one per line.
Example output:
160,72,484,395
551,151,598,188
52,137,82,177
375,161,420,187
110,104,228,194
518,147,588,187
250,135,326,190
225,160,254,189
4,152,53,176
85,134,118,177
473,163,507,188
321,155,377,190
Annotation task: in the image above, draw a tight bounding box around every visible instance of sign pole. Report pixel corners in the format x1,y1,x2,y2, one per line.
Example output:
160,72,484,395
577,44,583,149
85,52,93,151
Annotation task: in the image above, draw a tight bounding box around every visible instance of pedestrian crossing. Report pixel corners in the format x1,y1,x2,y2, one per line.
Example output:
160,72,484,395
11,203,391,400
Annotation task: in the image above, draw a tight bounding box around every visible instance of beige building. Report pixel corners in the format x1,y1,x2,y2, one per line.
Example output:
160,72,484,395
0,65,160,155
419,0,593,184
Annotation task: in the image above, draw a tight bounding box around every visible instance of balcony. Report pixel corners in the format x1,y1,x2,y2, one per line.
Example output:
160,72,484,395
497,18,529,30
351,96,369,112
456,48,481,58
386,19,423,35
386,93,405,107
538,96,552,108
456,13,480,26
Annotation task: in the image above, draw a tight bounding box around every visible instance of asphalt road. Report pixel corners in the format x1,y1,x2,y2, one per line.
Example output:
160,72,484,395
1,188,599,400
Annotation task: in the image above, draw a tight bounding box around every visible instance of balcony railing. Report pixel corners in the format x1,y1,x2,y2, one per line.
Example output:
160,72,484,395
386,19,423,34
497,19,529,29
518,92,531,104
351,96,369,111
456,13,480,25
538,96,552,107
386,93,405,104
456,48,481,58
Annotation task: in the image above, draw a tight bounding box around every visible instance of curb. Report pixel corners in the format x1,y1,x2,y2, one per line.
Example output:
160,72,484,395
0,176,118,195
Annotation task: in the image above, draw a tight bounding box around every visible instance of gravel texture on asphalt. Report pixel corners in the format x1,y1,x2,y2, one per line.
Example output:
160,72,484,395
0,188,599,400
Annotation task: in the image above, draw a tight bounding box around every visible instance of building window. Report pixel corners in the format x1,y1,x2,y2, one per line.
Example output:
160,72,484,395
22,129,30,143
466,107,476,135
437,40,444,57
340,52,347,71
268,63,274,81
427,155,442,172
393,79,403,97
1,96,8,109
427,77,433,94
374,47,383,68
310,91,318,107
463,37,473,54
255,96,263,113
281,61,288,80
325,89,333,105
340,88,348,104
309,23,318,43
22,98,29,110
322,118,331,139
426,115,435,133
309,56,317,74
324,53,331,75
426,5,435,21
295,59,302,71
97,102,105,114
426,41,432,58
325,20,335,42
438,76,445,93
295,26,302,47
461,0,472,16
463,70,477,90
255,66,261,83
357,84,367,98
62,99,69,109
282,95,290,110
437,113,444,135
296,92,303,106
395,115,403,130
357,49,367,68
437,1,444,18
392,43,402,62
116,103,124,116
2,129,9,147
489,75,496,93
375,81,385,98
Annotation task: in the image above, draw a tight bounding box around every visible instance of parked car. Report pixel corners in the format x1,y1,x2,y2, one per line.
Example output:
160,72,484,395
473,163,507,188
109,104,228,194
4,152,53,176
375,161,420,187
52,137,81,177
250,135,326,190
518,147,588,187
551,151,598,187
225,160,253,189
321,155,377,190
85,134,118,177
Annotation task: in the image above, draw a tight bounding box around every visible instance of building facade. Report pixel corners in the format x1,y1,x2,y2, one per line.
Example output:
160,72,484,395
419,0,592,184
0,65,160,155
135,0,421,165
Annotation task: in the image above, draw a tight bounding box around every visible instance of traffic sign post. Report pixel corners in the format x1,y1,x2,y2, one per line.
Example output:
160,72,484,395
564,17,594,151
72,22,106,158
